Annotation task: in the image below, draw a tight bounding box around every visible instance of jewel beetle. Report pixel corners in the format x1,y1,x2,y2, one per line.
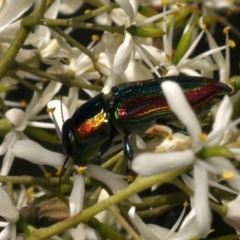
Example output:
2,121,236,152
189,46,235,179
62,76,231,165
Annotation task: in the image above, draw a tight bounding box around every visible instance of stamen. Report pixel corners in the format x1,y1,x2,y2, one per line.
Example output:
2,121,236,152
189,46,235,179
84,9,91,14
223,26,231,34
46,107,56,113
162,0,169,4
21,100,28,108
191,7,201,15
27,186,36,200
183,201,189,207
55,167,62,176
222,171,235,180
201,24,207,31
127,175,134,183
92,35,100,41
166,54,172,62
199,133,208,141
77,166,87,174
45,172,52,178
228,40,236,48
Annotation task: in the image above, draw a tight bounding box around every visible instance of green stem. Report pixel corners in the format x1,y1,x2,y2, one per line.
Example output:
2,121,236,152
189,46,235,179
172,178,193,196
27,166,191,240
87,217,126,240
101,151,124,169
210,201,228,217
6,181,15,205
137,204,179,218
108,205,141,240
0,0,54,80
14,62,102,91
131,191,189,210
11,73,42,94
36,0,47,19
50,27,98,62
75,2,118,21
42,19,124,34
17,216,35,236
0,175,63,185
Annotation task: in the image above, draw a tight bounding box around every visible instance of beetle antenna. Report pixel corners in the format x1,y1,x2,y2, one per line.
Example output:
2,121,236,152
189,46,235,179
59,155,69,192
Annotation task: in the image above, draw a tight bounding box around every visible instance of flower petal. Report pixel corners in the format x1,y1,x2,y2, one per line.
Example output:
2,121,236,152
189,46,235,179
0,188,19,222
208,95,232,146
193,162,212,238
5,109,27,131
132,150,194,176
11,139,65,167
0,0,33,32
86,164,142,203
69,173,84,216
128,207,160,240
161,81,202,152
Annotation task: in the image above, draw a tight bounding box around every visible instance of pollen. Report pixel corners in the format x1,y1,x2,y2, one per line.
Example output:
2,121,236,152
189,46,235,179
21,100,28,108
201,24,207,31
191,7,201,15
183,201,189,207
55,167,62,176
45,172,52,178
199,133,208,141
46,107,56,113
77,166,87,174
161,0,169,5
127,175,134,183
175,3,183,8
84,9,91,14
223,26,231,34
92,35,100,41
228,40,236,48
166,54,172,62
222,171,235,180
27,186,36,201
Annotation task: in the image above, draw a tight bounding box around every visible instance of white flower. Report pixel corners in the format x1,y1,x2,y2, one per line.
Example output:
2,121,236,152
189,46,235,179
0,81,61,175
0,187,19,240
0,0,33,43
11,139,65,167
101,4,179,93
223,194,240,232
59,0,84,15
132,80,240,238
128,205,203,240
47,39,100,98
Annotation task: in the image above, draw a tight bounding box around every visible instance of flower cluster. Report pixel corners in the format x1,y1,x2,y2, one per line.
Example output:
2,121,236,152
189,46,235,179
0,0,240,239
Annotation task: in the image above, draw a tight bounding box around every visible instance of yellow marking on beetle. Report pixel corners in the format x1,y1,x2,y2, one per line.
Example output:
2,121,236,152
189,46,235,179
78,110,107,137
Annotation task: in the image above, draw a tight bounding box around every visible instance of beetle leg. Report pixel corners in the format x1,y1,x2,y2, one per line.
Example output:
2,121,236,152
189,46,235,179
124,132,133,160
156,119,189,136
88,136,114,164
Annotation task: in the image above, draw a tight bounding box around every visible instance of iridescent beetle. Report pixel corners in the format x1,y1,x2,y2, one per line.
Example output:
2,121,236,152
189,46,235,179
62,76,231,165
